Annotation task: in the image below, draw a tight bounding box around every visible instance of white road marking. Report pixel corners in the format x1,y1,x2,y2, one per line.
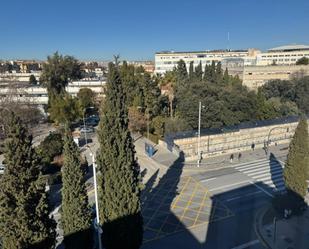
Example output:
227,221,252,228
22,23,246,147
250,181,274,197
231,239,260,249
209,180,250,192
201,177,217,182
226,191,262,202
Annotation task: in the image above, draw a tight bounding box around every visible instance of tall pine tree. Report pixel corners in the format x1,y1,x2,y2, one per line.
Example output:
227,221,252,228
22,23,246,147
194,61,203,82
97,62,143,249
0,113,56,249
188,61,194,82
284,117,309,199
61,130,92,249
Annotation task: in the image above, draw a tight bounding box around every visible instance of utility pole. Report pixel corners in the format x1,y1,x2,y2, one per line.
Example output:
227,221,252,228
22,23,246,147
197,101,201,167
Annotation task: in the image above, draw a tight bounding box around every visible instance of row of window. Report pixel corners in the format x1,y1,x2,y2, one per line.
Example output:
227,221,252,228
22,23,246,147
261,54,309,58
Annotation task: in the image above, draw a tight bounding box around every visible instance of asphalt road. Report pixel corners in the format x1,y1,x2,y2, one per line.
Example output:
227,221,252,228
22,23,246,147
142,157,287,249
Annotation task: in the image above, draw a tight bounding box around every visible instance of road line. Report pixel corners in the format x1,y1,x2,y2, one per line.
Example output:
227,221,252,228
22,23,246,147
231,239,259,249
250,181,273,197
201,177,217,182
226,190,262,202
209,180,250,192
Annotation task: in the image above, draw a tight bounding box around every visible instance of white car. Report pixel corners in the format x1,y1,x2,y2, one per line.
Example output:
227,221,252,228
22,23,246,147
80,126,94,133
0,165,5,174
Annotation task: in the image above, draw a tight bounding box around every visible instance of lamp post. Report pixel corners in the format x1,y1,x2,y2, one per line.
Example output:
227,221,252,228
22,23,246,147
197,101,202,167
87,146,102,249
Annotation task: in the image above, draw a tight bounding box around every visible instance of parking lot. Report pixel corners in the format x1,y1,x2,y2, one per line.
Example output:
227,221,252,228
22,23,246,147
142,176,233,242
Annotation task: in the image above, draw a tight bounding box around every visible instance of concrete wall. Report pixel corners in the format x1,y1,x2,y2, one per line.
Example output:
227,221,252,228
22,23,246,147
170,121,308,161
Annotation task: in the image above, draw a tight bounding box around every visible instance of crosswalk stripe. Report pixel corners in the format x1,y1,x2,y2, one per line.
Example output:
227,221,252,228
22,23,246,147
244,165,282,174
235,160,272,170
247,167,283,176
236,160,281,170
234,159,286,193
233,158,269,168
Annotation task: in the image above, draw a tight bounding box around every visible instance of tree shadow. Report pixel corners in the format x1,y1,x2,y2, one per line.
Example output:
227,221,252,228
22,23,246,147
269,153,285,192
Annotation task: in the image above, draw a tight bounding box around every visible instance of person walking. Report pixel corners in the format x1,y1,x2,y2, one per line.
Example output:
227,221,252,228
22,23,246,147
230,154,234,163
238,153,242,161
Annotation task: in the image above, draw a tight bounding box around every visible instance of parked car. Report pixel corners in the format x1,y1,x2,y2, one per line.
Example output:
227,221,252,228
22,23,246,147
0,165,5,174
80,126,94,133
86,119,99,126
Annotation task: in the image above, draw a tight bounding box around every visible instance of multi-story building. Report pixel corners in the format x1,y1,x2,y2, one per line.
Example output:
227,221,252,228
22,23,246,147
256,45,309,66
155,49,260,74
155,44,309,75
240,65,309,90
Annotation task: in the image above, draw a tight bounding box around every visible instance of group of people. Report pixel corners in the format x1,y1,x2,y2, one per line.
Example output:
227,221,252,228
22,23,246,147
230,152,242,162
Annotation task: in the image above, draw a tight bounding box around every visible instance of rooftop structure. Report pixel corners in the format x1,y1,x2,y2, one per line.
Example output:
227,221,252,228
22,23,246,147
268,44,309,52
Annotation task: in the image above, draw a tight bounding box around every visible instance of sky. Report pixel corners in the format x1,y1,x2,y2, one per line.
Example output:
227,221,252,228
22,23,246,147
1,0,309,61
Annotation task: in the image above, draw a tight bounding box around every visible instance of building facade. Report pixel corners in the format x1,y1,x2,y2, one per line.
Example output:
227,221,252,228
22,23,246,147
155,49,259,74
256,45,309,66
155,44,309,75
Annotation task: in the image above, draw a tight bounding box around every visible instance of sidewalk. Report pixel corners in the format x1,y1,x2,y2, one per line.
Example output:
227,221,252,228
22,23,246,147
158,143,290,173
256,206,309,249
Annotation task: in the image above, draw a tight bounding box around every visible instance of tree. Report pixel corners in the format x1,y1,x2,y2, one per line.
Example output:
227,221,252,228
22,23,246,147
128,106,147,133
284,117,309,200
188,61,194,82
37,132,64,166
175,60,188,87
48,93,81,125
296,56,309,65
29,74,37,85
40,52,82,95
77,88,95,110
61,130,92,249
0,113,56,249
194,61,203,82
222,68,230,85
97,62,143,249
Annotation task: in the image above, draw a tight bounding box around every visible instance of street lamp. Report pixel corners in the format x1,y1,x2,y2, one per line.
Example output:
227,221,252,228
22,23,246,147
87,146,102,249
197,102,205,167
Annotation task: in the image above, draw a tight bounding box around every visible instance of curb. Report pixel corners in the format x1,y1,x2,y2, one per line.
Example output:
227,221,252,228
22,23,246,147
255,207,272,249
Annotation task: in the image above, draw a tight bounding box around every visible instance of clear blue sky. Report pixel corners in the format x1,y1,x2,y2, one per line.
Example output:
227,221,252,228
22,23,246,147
1,0,309,61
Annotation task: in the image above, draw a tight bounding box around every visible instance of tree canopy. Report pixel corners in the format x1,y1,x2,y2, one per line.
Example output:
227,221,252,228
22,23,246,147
40,52,82,95
97,62,143,249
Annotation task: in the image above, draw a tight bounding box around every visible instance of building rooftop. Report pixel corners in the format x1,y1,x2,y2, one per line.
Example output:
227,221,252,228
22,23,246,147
268,44,309,52
156,49,248,55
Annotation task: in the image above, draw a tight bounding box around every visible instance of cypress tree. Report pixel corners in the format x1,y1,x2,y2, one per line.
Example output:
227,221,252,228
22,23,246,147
188,61,194,82
97,62,143,249
194,61,203,82
284,117,309,199
216,62,223,83
176,59,188,85
203,64,212,82
223,68,230,85
61,131,92,249
0,113,56,249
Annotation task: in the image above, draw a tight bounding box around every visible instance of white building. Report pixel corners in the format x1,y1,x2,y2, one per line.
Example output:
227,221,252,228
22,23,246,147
256,44,309,66
155,49,260,74
155,44,309,74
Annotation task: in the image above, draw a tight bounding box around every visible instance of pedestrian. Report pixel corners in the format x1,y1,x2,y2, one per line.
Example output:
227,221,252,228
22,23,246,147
230,154,234,163
251,143,255,151
238,153,242,161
